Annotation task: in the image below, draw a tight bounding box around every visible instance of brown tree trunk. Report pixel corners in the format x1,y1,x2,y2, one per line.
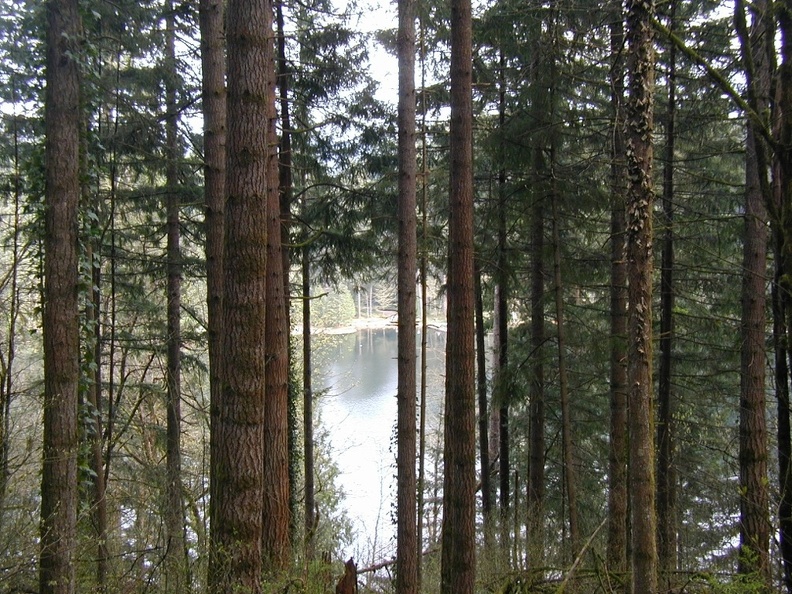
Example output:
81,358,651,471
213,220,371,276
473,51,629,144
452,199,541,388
625,0,658,588
275,0,298,540
396,0,418,588
208,0,273,588
606,7,629,585
85,240,108,593
264,15,291,568
40,1,82,592
527,165,546,574
738,100,771,585
656,5,677,582
199,0,226,563
301,239,315,556
551,196,579,559
164,7,187,590
440,0,476,587
734,0,774,585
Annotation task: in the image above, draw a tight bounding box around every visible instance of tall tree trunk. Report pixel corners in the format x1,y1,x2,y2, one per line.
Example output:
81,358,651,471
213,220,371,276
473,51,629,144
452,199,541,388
440,0,476,587
264,14,291,568
527,166,546,574
40,1,82,592
417,41,429,583
164,7,187,590
775,244,792,592
0,96,22,534
656,4,677,581
199,0,226,564
475,265,491,527
301,242,315,556
625,0,658,588
495,47,509,548
606,7,629,584
87,245,108,593
275,0,298,541
735,0,774,584
551,196,579,558
396,0,418,587
208,0,273,588
739,96,771,585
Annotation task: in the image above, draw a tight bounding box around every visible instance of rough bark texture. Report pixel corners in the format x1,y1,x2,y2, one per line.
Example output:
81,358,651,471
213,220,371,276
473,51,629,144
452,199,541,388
396,0,418,589
263,0,291,568
264,65,291,574
657,5,677,580
40,1,82,593
734,0,773,585
164,7,187,590
199,0,226,563
625,0,658,589
440,0,476,587
606,8,629,583
209,0,272,589
739,108,771,584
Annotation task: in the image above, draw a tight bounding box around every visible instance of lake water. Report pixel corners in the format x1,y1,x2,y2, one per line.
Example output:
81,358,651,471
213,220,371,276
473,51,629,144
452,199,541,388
314,327,447,562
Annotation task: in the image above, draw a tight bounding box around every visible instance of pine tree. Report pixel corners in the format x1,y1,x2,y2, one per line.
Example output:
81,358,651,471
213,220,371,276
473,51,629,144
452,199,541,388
40,0,82,592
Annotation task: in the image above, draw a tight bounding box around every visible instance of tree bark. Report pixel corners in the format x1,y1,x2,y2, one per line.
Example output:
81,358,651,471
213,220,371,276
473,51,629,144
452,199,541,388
625,0,658,588
264,20,291,568
656,4,677,581
735,0,774,585
199,0,226,569
739,95,771,585
527,164,546,574
208,0,273,588
396,0,418,587
164,6,187,590
606,7,629,584
40,1,82,592
440,0,476,587
551,196,579,559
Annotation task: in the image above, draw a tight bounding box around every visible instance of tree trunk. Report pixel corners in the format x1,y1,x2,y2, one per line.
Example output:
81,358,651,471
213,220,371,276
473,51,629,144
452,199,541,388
527,166,546,574
264,21,291,568
551,196,579,558
417,53,429,584
738,96,771,585
40,1,82,592
164,7,187,590
656,4,677,581
209,0,273,588
199,0,226,564
625,0,658,588
735,0,773,585
606,7,629,584
275,0,298,541
475,265,491,526
440,0,476,587
0,96,22,537
396,0,418,588
301,245,315,557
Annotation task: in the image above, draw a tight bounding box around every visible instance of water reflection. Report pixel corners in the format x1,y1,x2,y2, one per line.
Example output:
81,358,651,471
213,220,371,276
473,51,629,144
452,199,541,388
314,327,446,561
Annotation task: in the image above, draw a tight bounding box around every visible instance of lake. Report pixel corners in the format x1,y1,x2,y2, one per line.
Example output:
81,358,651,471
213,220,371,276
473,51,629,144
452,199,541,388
314,326,447,563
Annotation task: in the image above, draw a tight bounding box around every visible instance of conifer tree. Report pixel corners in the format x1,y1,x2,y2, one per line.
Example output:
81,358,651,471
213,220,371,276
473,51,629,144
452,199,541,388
40,0,82,592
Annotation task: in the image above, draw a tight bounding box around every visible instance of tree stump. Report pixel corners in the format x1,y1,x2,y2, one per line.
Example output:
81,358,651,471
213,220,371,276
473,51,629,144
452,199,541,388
335,558,357,594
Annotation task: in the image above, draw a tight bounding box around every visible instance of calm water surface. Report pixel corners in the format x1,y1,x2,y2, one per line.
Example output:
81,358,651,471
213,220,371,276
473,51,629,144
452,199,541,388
314,327,446,561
